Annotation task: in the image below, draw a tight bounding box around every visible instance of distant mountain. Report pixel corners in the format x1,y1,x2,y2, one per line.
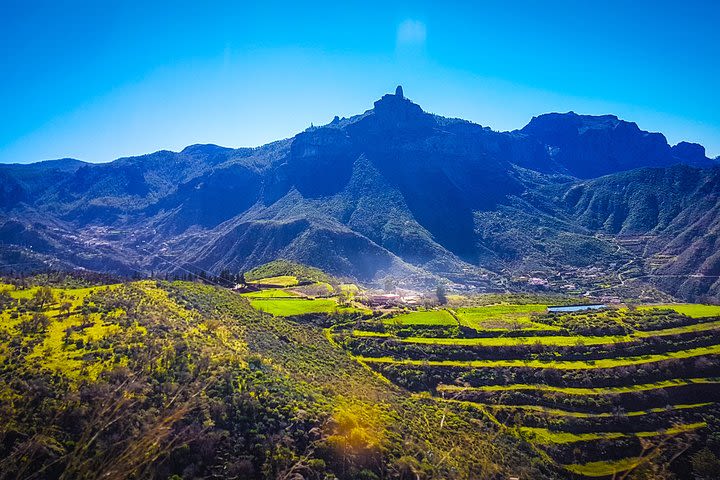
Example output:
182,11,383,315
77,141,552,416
518,112,715,178
1,87,718,300
560,165,720,299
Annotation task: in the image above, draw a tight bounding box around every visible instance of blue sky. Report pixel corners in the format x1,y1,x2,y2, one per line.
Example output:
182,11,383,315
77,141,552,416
1,0,719,163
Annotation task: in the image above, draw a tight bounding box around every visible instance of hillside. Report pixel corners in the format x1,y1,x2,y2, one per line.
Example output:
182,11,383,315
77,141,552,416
0,87,718,301
3,273,720,478
0,277,547,480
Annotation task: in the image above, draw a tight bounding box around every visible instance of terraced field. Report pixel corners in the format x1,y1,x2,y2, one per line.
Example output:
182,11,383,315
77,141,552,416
247,274,299,287
384,309,457,326
247,297,368,316
239,278,370,317
455,304,555,330
332,302,720,477
638,303,720,318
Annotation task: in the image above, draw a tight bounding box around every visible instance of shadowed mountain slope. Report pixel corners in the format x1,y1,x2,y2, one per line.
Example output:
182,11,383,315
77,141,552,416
1,87,718,300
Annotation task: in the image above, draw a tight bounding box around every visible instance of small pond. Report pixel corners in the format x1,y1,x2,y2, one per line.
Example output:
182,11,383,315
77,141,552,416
547,304,607,313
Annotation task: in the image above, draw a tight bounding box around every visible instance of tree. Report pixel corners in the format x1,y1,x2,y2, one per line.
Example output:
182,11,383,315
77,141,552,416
60,301,72,316
19,312,50,334
0,290,14,309
691,448,720,479
32,286,56,310
436,285,448,305
337,290,350,306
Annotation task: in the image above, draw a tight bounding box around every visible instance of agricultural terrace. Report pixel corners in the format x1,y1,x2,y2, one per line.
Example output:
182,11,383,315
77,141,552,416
454,304,554,330
383,309,457,326
330,300,720,477
637,303,720,318
239,273,370,317
247,275,299,287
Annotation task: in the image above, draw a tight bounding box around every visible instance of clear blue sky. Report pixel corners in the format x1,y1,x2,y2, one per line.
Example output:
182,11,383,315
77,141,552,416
1,0,719,163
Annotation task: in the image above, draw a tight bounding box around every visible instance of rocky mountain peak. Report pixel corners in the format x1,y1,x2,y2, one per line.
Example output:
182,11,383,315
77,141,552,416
368,86,432,131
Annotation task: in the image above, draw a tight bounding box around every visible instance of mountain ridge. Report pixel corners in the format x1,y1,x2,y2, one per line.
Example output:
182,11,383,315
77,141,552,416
1,87,719,301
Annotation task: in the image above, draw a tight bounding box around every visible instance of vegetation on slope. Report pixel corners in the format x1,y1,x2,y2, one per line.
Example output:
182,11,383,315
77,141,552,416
0,278,548,480
245,259,331,284
340,299,720,478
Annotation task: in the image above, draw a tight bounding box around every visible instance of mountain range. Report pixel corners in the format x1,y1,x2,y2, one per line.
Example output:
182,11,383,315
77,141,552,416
1,86,719,301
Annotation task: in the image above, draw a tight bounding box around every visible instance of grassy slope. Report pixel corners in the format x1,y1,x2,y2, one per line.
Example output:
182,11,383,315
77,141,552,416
240,288,300,298
0,283,138,381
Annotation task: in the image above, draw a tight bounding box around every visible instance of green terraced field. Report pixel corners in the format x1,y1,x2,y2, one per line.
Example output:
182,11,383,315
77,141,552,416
250,297,364,316
437,377,720,395
638,303,720,318
634,319,720,336
351,318,720,346
352,330,626,345
383,309,457,326
247,275,299,287
439,396,713,419
454,304,555,330
520,422,706,445
353,330,392,338
339,300,720,477
484,402,713,418
356,343,720,370
564,457,647,477
241,288,299,298
519,426,624,444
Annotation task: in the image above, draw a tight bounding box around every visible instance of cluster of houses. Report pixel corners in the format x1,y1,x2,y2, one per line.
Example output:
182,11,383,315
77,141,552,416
362,288,423,308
